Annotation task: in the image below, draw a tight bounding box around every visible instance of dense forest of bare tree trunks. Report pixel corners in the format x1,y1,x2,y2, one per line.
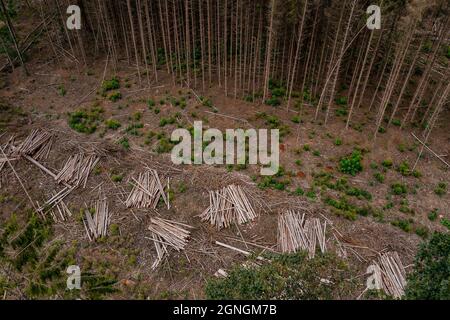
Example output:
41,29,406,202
3,0,450,138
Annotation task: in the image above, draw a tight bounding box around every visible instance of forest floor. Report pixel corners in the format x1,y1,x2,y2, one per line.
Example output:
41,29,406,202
0,48,449,299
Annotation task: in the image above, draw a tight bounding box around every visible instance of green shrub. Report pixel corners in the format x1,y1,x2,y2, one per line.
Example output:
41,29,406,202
374,172,385,183
391,182,407,195
57,84,66,96
205,252,354,300
68,106,104,134
415,226,429,239
428,209,438,221
118,137,130,150
405,232,450,299
397,161,411,176
109,91,122,102
391,219,412,232
441,219,450,230
335,96,347,106
434,182,447,196
147,99,156,108
291,115,300,124
105,119,121,130
101,77,120,93
339,150,363,176
382,159,393,168
111,174,123,182
334,138,343,146
265,97,281,107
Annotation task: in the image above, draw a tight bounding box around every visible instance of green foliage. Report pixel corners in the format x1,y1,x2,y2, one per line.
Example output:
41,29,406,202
339,150,363,176
397,161,412,176
391,182,407,195
256,112,290,138
265,97,281,107
147,99,156,108
159,116,177,127
335,96,347,106
101,77,120,94
257,167,289,190
57,84,66,96
428,209,438,221
109,91,122,102
434,182,447,196
415,226,429,239
125,122,144,136
118,137,130,150
374,172,385,183
111,174,123,182
68,106,104,134
382,159,393,168
105,119,121,130
205,252,354,300
334,138,343,146
391,218,412,232
405,233,450,299
441,219,450,231
291,115,300,124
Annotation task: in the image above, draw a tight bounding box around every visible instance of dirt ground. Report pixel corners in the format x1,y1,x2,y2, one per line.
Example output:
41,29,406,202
0,41,449,299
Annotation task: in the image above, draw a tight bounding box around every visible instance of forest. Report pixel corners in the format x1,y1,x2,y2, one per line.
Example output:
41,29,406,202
0,0,449,301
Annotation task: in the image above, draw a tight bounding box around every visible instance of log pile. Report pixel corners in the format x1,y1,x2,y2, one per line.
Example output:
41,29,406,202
200,184,257,229
125,169,169,209
13,129,53,160
37,186,75,216
50,200,72,222
370,251,407,299
277,210,327,258
83,199,110,241
55,153,99,188
147,217,192,269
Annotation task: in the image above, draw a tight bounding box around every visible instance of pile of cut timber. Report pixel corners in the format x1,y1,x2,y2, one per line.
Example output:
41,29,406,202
370,251,407,299
37,186,75,218
13,129,53,160
147,217,192,269
200,184,257,229
83,199,110,241
49,200,72,222
278,210,327,258
56,153,99,188
125,169,169,209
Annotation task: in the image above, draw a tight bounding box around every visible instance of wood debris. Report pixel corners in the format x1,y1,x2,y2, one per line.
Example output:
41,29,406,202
369,251,407,299
277,210,327,258
83,199,110,241
200,184,257,229
49,200,72,222
13,129,53,160
147,217,192,269
125,169,169,209
37,185,75,216
55,153,99,188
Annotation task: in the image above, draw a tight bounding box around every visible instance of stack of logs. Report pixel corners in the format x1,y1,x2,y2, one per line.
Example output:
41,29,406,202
125,169,169,209
147,217,192,269
200,184,257,229
83,199,110,241
277,210,327,258
56,153,100,188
